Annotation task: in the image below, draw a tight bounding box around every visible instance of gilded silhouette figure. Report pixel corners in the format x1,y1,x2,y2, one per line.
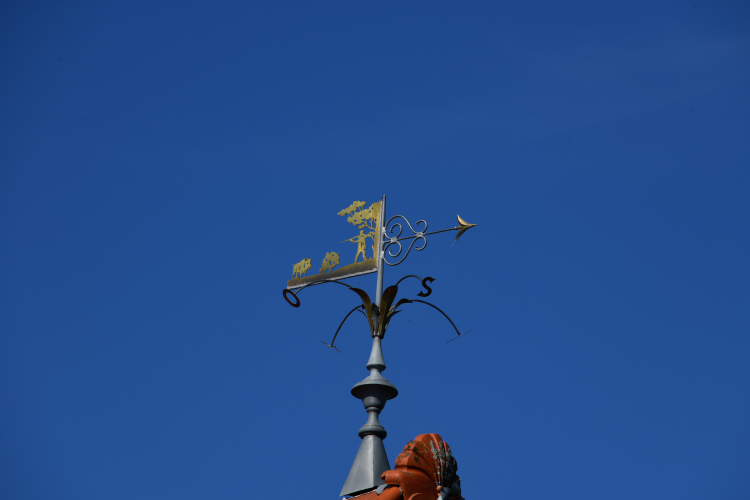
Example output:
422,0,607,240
292,258,312,278
320,252,341,274
338,200,379,262
342,229,374,263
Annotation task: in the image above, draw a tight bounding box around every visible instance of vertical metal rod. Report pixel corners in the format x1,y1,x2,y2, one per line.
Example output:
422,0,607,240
367,195,387,373
375,194,386,307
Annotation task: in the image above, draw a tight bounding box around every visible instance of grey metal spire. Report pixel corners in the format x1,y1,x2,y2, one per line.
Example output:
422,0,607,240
340,336,398,496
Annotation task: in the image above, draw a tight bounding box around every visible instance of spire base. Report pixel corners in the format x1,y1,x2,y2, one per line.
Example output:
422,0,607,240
340,434,391,497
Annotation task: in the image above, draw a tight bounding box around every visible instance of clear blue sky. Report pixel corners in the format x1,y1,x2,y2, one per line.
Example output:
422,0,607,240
2,2,749,499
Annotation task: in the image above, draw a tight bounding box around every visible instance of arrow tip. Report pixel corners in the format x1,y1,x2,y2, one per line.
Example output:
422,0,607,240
455,215,477,241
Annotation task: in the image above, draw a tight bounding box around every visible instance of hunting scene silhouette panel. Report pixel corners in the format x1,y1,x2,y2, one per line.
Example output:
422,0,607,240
287,200,382,289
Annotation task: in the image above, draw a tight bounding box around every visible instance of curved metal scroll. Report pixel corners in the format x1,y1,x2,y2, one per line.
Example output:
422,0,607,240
406,299,471,343
282,278,356,308
393,274,434,297
321,305,366,352
382,215,429,266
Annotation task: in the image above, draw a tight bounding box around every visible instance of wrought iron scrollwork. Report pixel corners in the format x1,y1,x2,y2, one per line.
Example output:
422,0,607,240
383,215,429,266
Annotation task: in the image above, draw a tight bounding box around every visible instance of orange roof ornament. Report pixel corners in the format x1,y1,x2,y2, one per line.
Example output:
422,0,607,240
358,433,464,500
281,195,476,497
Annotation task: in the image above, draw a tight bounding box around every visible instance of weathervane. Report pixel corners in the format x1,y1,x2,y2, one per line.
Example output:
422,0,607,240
282,195,476,497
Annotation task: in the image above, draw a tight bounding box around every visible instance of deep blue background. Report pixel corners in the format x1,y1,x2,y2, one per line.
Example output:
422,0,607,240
2,2,749,498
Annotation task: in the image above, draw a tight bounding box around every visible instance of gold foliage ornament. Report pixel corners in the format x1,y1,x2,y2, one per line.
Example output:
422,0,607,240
320,252,340,274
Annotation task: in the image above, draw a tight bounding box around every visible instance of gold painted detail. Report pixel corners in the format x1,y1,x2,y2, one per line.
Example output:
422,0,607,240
455,214,477,242
338,200,380,262
292,258,312,278
288,258,377,288
320,252,340,274
287,199,382,289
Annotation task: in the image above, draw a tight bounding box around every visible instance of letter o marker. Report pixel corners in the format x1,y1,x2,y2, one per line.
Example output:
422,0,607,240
283,289,301,308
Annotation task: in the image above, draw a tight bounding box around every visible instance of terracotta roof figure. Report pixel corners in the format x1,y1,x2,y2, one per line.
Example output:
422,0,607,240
353,433,464,500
